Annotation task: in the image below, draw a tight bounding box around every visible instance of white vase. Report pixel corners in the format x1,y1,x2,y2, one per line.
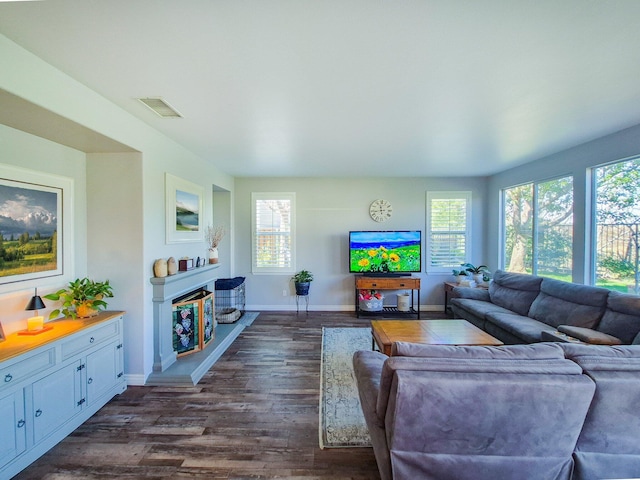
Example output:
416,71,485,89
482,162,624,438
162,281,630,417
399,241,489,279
209,247,219,264
473,273,483,284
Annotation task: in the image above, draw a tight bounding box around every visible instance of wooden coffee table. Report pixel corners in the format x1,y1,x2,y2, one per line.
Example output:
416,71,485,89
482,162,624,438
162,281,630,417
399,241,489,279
371,319,503,356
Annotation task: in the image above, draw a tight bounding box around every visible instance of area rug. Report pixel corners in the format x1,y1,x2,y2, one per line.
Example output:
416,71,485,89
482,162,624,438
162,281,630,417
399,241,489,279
319,327,372,448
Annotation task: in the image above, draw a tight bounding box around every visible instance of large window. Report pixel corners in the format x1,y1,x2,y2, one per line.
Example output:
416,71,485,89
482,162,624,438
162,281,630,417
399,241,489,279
426,191,471,273
503,176,573,277
593,157,640,293
251,192,296,274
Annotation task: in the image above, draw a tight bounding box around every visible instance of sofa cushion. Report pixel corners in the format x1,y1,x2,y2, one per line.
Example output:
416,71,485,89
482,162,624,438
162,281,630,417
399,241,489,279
391,341,565,359
383,347,594,480
376,344,576,420
450,298,517,320
596,291,640,344
528,278,609,329
486,312,557,343
558,344,640,480
488,270,542,316
557,325,622,345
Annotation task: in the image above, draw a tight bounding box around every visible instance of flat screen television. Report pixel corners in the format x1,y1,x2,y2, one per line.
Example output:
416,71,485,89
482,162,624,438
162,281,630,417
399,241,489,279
349,230,421,275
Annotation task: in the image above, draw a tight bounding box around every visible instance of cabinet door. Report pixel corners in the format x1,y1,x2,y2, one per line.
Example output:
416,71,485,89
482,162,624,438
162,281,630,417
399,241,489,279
0,389,26,468
86,342,121,406
32,362,82,443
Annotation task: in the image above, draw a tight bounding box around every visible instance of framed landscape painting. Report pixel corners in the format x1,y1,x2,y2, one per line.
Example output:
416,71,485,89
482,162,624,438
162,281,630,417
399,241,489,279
0,174,64,285
165,173,204,244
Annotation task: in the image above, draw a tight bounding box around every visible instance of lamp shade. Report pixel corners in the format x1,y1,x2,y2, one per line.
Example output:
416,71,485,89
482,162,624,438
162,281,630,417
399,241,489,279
25,288,46,311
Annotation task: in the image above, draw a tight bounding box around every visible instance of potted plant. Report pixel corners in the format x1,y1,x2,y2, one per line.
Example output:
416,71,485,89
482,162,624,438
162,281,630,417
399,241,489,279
462,263,489,284
452,269,469,284
205,224,225,264
44,277,114,319
292,269,313,295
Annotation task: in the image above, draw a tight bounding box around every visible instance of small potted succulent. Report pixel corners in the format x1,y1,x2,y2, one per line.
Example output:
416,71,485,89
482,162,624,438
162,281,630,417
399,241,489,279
44,277,114,319
292,269,313,295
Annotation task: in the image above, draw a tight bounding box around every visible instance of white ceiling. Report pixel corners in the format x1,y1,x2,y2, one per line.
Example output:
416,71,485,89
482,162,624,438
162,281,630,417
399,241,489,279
2,0,640,177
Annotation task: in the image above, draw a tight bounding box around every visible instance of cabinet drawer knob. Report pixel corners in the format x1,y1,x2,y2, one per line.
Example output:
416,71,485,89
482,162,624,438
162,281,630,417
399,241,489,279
17,419,25,428
4,373,12,383
35,409,43,417
88,377,93,384
89,336,95,343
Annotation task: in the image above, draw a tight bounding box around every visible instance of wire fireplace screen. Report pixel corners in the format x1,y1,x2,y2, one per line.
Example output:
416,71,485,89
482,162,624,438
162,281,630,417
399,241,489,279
215,277,246,323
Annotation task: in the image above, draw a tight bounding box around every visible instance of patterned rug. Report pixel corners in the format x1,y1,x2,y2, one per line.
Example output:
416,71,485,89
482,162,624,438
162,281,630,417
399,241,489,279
319,327,372,448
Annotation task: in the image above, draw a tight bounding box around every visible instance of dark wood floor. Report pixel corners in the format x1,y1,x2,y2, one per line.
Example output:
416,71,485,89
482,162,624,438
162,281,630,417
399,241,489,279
16,311,441,479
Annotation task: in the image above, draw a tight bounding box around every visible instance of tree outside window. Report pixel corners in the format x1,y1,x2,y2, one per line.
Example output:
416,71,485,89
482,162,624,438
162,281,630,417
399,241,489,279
503,177,573,277
594,157,640,293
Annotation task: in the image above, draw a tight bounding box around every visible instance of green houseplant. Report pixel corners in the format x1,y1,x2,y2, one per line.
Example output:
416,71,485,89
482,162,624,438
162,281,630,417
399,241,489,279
292,269,313,295
44,277,114,319
461,263,489,284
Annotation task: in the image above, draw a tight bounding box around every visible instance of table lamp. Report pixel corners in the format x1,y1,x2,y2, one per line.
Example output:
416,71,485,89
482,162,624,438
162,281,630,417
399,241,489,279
19,288,53,335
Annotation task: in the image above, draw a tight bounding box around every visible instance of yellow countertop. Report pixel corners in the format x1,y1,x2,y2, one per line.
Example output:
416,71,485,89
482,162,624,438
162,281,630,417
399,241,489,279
0,311,125,363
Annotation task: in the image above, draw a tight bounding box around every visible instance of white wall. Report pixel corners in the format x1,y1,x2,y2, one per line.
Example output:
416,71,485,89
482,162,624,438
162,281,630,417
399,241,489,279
234,176,487,311
0,124,88,334
1,34,234,384
486,123,640,283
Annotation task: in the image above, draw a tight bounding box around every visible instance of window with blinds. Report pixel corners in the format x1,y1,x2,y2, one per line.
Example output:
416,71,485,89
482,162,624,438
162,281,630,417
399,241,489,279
426,192,471,272
251,192,296,273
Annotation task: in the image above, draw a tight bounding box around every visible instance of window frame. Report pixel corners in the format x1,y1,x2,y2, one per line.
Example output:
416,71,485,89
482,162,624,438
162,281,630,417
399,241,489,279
251,192,296,275
500,175,574,276
425,191,472,274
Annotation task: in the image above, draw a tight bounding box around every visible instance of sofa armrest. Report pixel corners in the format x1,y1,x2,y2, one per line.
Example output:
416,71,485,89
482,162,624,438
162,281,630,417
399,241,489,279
353,350,388,427
452,286,490,301
557,325,623,345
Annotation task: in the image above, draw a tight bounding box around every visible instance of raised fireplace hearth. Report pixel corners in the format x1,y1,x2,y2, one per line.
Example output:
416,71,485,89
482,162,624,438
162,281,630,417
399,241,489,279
149,264,220,374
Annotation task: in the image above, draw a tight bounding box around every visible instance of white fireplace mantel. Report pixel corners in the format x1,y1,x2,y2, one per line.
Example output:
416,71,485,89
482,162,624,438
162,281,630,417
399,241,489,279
150,263,221,373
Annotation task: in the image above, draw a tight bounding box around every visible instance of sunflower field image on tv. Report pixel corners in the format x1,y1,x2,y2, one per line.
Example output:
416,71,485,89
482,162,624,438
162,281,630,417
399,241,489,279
349,231,421,273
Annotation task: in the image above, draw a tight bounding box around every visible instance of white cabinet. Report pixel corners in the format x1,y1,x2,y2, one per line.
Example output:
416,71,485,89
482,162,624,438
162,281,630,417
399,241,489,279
0,390,26,468
0,311,126,479
32,361,82,443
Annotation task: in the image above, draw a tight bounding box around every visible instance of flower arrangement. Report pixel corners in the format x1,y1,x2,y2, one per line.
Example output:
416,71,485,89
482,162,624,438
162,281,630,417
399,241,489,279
205,225,225,251
359,289,383,301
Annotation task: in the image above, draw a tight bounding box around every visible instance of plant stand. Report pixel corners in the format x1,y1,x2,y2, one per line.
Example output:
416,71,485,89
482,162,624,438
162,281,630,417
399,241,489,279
296,293,309,314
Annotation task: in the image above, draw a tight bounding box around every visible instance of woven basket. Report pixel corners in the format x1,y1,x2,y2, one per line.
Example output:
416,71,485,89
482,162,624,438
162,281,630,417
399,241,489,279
359,297,384,312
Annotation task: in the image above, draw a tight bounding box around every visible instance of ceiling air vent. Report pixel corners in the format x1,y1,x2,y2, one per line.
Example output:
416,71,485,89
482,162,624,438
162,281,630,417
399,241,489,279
137,97,183,118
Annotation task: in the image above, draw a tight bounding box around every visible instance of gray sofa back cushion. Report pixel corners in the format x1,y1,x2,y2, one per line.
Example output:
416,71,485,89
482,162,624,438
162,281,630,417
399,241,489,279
597,291,640,345
376,344,574,421
528,278,609,328
488,270,542,316
558,344,640,480
385,358,594,480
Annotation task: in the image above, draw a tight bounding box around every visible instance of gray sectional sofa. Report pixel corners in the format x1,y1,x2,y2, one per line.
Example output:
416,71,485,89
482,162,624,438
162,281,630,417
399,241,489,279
450,270,640,345
353,342,640,480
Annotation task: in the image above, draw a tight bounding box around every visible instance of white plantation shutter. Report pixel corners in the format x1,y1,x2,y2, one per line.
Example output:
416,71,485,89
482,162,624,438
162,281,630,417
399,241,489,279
252,192,296,273
426,192,471,272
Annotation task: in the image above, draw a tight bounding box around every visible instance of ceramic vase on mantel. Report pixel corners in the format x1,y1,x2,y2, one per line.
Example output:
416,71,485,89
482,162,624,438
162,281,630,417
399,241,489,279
209,247,219,264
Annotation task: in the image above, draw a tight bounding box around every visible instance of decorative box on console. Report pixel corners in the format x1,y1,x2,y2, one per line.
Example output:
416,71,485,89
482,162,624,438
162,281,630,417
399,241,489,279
179,258,194,271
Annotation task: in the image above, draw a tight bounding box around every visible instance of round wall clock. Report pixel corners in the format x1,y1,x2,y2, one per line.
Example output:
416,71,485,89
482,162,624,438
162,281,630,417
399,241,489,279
369,199,393,222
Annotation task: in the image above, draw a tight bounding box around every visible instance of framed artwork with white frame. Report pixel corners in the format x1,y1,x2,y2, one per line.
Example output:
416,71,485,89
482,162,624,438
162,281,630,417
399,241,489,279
0,164,74,292
165,173,204,244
